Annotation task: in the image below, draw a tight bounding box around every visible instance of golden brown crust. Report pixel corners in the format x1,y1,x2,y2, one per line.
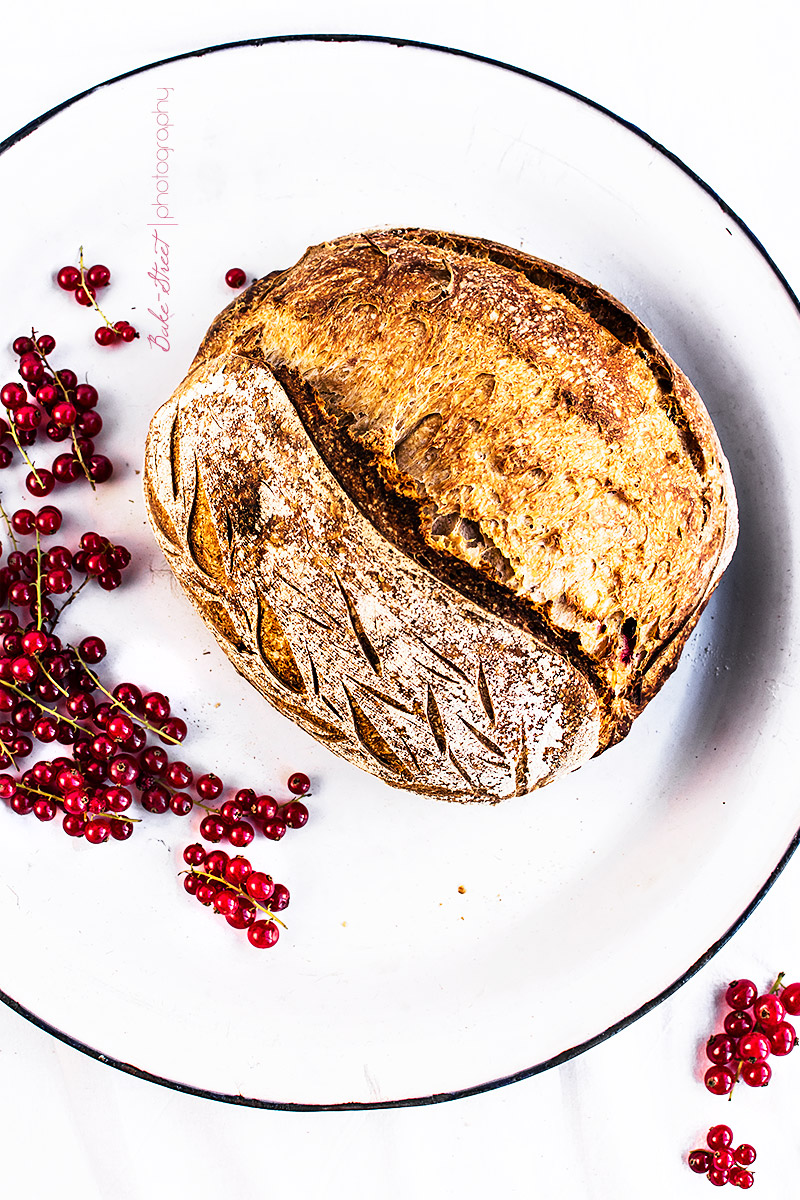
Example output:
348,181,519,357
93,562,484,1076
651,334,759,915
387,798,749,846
143,229,738,799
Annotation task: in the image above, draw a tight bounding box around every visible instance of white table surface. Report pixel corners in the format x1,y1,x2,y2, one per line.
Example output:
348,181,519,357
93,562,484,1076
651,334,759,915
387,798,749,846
1,3,798,1197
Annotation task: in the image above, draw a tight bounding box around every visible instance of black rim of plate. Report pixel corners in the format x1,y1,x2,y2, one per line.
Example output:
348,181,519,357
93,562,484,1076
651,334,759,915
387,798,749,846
1,32,798,1112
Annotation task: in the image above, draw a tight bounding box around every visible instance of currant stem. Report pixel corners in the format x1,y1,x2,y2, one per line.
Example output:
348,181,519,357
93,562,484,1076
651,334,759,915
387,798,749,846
74,653,180,745
770,972,786,994
34,656,70,698
14,780,141,822
3,679,87,733
6,422,44,487
186,867,288,928
0,737,20,771
35,529,43,632
70,426,96,492
31,328,96,492
0,496,20,552
77,247,117,333
49,576,90,628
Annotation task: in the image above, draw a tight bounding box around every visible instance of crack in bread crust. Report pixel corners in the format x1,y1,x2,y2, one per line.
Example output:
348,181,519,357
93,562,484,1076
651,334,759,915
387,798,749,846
143,229,738,797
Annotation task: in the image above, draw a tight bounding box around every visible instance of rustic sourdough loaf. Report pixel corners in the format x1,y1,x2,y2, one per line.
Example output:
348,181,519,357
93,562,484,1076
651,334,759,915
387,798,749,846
144,229,738,801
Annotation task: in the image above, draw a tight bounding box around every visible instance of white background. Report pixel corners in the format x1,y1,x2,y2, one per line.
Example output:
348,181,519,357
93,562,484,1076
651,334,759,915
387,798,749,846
1,2,799,1197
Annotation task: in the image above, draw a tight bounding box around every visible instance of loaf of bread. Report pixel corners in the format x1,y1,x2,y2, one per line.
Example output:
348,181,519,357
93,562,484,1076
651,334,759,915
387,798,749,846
143,229,738,801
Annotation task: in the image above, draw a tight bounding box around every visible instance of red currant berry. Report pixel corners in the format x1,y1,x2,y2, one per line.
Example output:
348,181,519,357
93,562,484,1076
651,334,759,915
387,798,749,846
27,469,55,498
78,635,106,663
94,326,115,347
195,883,218,906
199,814,227,843
10,655,38,684
741,1060,771,1087
248,919,279,949
119,326,137,343
269,882,290,912
731,1169,754,1190
234,787,257,812
196,772,223,800
733,1144,756,1167
737,1031,771,1062
68,387,94,415
768,1020,797,1055
76,411,102,438
110,819,133,841
225,267,247,289
105,787,132,812
707,1168,729,1187
140,745,166,774
1,382,26,408
245,871,274,902
780,980,800,1015
225,856,252,885
36,383,58,406
712,1148,735,1171
282,799,309,829
183,874,199,896
705,1067,735,1097
13,405,42,431
56,369,77,390
170,792,193,816
183,843,206,867
35,506,62,535
52,402,77,426
85,818,111,844
0,446,12,468
97,568,122,591
45,568,72,595
36,334,56,355
143,691,170,722
226,902,256,929
263,816,287,842
219,798,243,823
18,355,44,384
724,1009,755,1038
204,849,229,876
33,797,57,821
141,785,170,814
12,336,36,355
57,266,81,291
63,813,86,837
108,754,139,785
228,821,254,848
166,760,192,788
159,716,187,743
287,771,311,795
688,1149,712,1174
107,713,135,743
754,993,786,1028
75,284,96,306
10,509,35,535
52,454,80,483
88,456,113,484
21,629,47,654
11,792,34,815
213,889,240,917
87,264,110,288
255,795,278,821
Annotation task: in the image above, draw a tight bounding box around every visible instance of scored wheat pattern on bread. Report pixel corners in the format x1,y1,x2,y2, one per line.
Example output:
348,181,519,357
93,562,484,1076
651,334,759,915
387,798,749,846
143,229,737,801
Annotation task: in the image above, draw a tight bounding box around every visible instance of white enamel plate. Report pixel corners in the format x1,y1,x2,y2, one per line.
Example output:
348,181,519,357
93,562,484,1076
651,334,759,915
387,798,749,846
0,36,798,1108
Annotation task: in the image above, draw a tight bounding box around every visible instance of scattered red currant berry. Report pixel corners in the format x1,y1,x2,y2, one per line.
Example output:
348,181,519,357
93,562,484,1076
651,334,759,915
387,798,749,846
688,1149,713,1174
740,1060,771,1087
282,799,308,829
287,771,311,795
225,267,247,289
704,1067,735,1096
753,993,786,1028
57,265,81,291
86,264,110,288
